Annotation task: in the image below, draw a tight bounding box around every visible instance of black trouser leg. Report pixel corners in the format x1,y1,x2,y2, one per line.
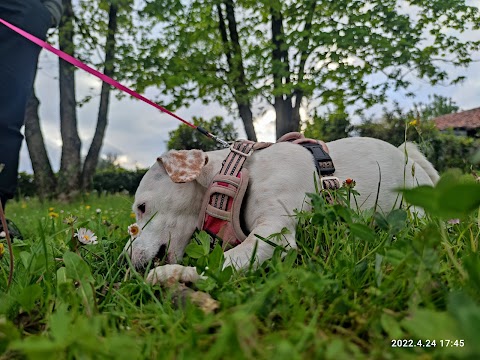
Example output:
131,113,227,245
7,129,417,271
0,0,51,208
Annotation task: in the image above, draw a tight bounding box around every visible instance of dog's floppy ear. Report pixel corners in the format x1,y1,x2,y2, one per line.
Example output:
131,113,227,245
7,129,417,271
158,150,209,183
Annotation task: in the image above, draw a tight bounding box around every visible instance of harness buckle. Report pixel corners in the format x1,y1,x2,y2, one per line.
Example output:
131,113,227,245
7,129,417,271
320,176,340,190
300,142,336,175
229,143,254,157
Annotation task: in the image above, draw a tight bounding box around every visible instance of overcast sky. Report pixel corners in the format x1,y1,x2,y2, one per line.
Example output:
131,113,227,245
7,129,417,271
18,10,480,173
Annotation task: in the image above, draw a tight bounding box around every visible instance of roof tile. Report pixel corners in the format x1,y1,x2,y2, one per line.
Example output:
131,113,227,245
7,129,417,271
433,107,480,130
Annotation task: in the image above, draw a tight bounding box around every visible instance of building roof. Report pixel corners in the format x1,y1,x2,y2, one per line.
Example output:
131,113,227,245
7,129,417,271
434,107,480,130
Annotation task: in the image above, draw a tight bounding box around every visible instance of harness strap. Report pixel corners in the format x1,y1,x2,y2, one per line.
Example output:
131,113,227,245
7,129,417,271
277,132,335,175
298,142,335,175
198,133,341,250
198,140,272,249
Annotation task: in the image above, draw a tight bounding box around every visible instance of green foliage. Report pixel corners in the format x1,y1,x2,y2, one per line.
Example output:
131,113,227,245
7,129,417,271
168,116,238,151
75,0,137,98
184,231,234,289
401,170,480,219
1,174,480,358
16,169,148,198
133,0,480,123
15,172,37,199
92,168,147,195
303,104,353,142
96,153,122,172
413,94,461,121
355,97,479,173
355,102,439,147
420,132,480,173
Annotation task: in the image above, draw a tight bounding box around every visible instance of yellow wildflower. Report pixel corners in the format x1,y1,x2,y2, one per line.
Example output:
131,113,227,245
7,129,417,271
49,212,59,218
85,205,91,210
63,215,78,225
409,119,419,126
130,212,136,219
0,243,4,258
48,207,55,212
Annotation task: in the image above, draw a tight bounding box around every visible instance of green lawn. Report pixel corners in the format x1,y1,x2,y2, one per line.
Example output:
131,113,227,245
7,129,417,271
1,176,480,359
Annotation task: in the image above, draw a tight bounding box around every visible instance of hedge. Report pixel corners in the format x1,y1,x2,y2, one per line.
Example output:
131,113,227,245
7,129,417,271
15,168,148,199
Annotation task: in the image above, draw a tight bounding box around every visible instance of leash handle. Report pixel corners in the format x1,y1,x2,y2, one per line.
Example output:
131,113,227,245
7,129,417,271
0,17,230,147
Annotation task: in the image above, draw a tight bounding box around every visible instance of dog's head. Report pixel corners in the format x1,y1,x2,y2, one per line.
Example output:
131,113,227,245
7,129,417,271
124,149,210,269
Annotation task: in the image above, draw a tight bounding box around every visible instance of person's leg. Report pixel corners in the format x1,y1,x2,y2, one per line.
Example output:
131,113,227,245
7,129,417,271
0,0,52,209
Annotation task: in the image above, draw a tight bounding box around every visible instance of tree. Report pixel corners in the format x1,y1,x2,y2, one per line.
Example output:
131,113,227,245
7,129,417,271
25,0,136,199
410,94,460,122
167,116,238,151
133,0,480,140
303,103,352,142
355,96,460,147
353,97,480,172
355,102,438,147
80,0,119,191
23,88,57,200
57,0,82,198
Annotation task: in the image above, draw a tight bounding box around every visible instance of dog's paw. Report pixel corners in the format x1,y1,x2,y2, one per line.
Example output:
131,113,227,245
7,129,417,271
146,265,205,286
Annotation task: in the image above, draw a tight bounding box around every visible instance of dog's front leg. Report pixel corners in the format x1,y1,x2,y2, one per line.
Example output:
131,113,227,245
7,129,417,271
146,223,295,285
223,222,296,271
146,264,206,285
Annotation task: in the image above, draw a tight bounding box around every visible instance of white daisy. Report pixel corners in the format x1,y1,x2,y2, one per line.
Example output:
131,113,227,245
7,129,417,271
74,228,98,245
128,223,141,239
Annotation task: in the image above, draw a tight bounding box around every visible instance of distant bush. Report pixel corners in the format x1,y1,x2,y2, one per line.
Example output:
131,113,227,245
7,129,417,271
354,100,479,174
92,168,148,195
419,132,479,173
168,116,238,151
15,172,36,199
15,168,148,199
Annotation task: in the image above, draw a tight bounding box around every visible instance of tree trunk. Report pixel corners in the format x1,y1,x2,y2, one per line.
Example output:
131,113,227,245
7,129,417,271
81,3,118,190
270,2,295,139
290,0,316,138
237,103,256,141
274,96,294,139
24,89,57,200
58,0,81,199
217,1,257,141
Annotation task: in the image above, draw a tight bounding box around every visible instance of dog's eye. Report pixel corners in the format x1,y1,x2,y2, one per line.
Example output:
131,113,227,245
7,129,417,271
137,203,146,214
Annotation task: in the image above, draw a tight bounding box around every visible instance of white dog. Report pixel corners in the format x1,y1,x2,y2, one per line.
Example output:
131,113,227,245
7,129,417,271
125,137,438,284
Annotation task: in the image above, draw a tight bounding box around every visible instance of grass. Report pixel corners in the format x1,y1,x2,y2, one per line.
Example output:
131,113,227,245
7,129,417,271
1,176,480,360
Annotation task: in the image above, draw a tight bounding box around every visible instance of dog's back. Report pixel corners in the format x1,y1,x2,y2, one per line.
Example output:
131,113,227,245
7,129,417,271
398,142,439,184
326,137,437,212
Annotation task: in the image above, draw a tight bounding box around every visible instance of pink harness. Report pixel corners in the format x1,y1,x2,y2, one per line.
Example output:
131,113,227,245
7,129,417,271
197,132,340,249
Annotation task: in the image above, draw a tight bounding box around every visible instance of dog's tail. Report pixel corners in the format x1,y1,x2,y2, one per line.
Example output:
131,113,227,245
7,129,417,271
398,142,440,184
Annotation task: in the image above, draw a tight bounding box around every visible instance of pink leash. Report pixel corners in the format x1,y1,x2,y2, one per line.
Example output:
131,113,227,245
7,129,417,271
0,17,229,147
